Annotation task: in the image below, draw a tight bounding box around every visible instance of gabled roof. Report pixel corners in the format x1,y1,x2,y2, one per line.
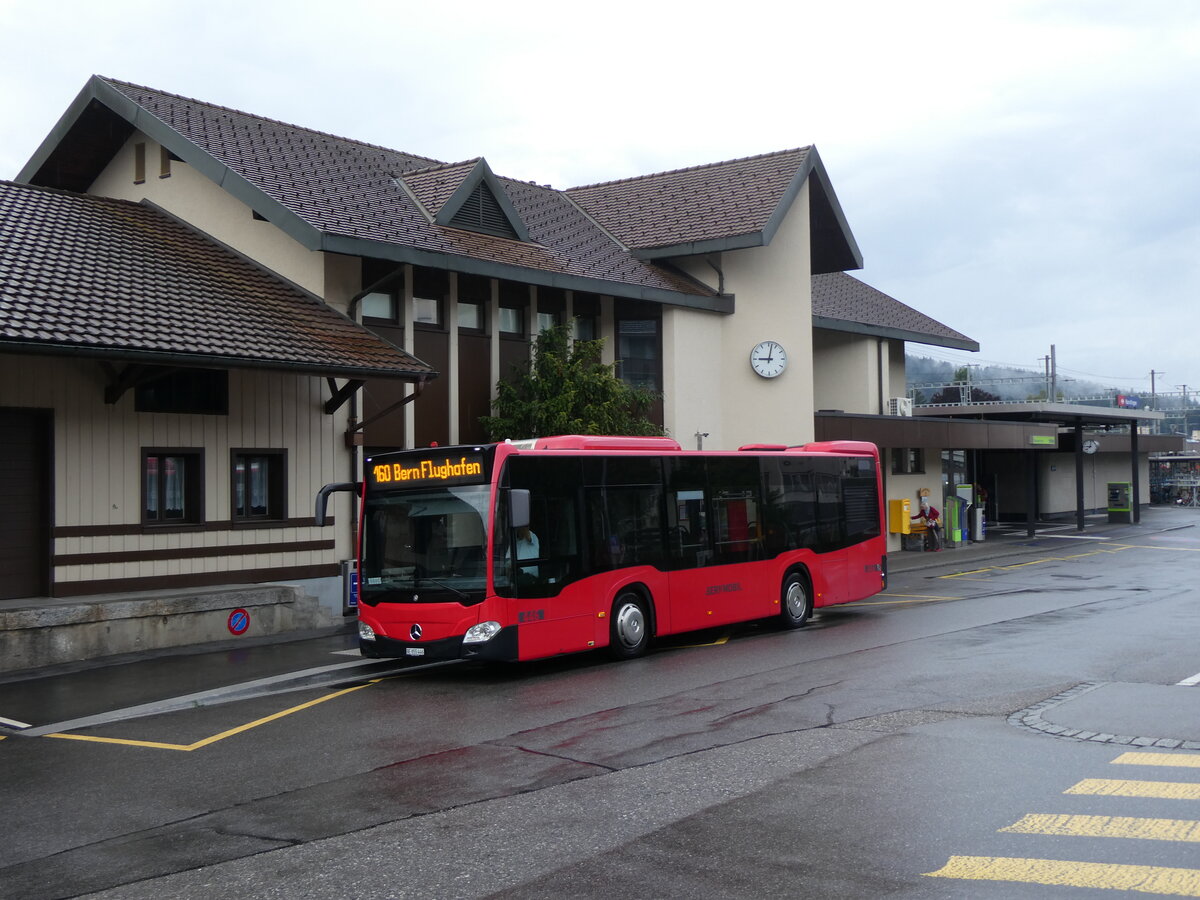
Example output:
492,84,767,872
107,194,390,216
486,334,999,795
401,158,530,241
565,148,862,274
0,179,435,380
811,272,979,352
20,77,727,312
20,76,867,310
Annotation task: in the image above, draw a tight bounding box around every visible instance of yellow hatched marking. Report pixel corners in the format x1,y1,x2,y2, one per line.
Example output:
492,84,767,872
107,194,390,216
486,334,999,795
925,856,1200,895
1002,814,1200,842
1066,779,1200,801
936,545,1137,579
1116,752,1200,769
44,681,377,751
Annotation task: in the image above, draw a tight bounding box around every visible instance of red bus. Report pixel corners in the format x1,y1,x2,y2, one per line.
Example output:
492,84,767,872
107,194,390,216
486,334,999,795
316,435,886,663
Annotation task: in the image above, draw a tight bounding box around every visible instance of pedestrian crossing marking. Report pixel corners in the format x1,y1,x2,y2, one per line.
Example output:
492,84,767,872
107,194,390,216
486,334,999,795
925,856,1200,895
1002,814,1200,842
1115,752,1200,769
1066,779,1200,801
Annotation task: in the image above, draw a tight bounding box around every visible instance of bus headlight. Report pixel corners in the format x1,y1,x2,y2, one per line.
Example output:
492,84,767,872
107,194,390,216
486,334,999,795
463,620,501,644
358,621,377,641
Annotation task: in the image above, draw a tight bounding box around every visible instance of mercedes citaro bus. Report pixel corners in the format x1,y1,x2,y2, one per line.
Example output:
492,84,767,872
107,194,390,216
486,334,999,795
316,435,886,663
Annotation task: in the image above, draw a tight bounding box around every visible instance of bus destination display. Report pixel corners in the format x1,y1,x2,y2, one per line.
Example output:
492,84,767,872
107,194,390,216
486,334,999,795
368,452,486,489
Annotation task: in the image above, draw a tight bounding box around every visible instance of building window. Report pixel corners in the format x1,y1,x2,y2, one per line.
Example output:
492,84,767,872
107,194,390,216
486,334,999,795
414,296,442,326
232,450,287,522
134,142,146,184
573,315,597,341
159,146,173,179
458,301,485,331
536,311,559,334
135,368,228,415
892,448,925,475
617,319,660,391
499,306,525,335
143,449,203,525
361,291,397,321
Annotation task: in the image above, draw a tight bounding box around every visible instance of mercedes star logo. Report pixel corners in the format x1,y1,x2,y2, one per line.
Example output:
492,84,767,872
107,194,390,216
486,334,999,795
410,623,423,640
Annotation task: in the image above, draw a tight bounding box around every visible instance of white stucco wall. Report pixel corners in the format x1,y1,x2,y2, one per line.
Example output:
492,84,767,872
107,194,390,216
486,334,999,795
665,181,815,450
813,332,906,415
87,132,328,296
662,306,725,448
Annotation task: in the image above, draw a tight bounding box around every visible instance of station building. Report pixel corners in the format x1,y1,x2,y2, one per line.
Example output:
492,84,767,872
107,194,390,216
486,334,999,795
0,75,1175,668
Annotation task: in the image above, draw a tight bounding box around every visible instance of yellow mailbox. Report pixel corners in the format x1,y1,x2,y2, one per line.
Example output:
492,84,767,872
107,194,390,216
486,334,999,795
888,498,911,534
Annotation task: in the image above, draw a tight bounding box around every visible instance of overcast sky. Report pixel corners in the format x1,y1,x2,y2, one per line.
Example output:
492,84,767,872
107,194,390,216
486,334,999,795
2,0,1196,400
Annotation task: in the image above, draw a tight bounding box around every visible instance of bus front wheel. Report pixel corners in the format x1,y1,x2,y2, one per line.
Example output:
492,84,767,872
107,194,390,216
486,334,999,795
609,592,650,659
780,571,812,628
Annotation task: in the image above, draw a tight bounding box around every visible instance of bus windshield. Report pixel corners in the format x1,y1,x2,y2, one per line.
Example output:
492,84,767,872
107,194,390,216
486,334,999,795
360,484,491,605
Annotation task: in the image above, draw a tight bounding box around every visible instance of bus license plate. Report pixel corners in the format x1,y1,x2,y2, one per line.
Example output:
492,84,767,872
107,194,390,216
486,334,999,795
406,647,425,657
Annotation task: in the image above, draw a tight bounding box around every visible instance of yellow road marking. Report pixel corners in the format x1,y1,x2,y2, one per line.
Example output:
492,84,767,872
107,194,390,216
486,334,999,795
44,681,378,751
925,855,1200,895
936,542,1197,581
851,597,961,606
1002,814,1200,842
1116,752,1200,769
1066,778,1200,800
874,592,963,601
674,633,732,648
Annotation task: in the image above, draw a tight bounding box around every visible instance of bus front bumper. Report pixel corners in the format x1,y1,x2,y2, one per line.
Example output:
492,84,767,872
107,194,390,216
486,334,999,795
360,625,518,663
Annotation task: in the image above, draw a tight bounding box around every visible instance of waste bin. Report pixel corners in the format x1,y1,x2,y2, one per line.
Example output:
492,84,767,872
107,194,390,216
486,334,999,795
969,506,985,542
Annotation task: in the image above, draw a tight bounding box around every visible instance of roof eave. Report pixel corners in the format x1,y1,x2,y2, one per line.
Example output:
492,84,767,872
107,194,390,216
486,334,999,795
320,232,735,314
626,147,862,273
0,340,434,381
813,316,981,352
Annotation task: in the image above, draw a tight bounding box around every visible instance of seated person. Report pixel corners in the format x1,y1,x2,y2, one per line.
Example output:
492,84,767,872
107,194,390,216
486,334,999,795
516,526,540,577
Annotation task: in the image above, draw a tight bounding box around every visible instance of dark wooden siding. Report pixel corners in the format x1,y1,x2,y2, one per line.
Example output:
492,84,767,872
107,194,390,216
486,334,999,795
0,408,51,599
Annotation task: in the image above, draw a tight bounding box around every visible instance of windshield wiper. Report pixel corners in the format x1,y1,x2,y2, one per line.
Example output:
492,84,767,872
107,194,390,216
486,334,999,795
418,575,470,602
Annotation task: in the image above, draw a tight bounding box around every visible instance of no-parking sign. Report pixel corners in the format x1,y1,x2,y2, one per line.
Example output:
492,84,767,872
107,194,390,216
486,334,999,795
227,608,250,635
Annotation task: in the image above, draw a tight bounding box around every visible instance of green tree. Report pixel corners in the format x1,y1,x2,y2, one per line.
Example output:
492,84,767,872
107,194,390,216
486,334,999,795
481,323,664,440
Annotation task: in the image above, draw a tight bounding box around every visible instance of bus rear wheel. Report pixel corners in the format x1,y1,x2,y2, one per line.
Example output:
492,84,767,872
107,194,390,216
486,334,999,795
780,571,812,628
609,591,650,659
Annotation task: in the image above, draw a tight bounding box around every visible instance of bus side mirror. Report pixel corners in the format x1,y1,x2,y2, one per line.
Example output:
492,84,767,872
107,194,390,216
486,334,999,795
510,489,531,530
315,482,361,526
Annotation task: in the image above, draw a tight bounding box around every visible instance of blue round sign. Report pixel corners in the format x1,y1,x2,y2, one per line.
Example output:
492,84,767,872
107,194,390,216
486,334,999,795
227,608,250,635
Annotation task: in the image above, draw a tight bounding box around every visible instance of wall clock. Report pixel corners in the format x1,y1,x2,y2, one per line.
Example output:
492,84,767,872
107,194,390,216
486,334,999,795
750,341,787,378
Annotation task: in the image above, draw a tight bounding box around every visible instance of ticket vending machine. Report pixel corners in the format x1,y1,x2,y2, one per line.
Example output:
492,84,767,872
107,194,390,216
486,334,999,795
1107,482,1132,524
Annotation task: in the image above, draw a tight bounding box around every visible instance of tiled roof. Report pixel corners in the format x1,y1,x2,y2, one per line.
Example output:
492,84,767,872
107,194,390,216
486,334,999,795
566,149,813,251
400,160,481,219
811,272,979,351
93,79,712,301
0,180,435,379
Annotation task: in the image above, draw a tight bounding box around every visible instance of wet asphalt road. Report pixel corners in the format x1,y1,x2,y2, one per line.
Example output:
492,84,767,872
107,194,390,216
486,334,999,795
3,508,1200,899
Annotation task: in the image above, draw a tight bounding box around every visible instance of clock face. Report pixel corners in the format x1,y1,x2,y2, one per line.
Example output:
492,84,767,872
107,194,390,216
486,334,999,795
1082,439,1100,455
750,341,787,378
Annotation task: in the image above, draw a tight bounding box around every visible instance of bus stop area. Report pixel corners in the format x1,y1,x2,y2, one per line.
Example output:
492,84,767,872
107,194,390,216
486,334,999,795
0,505,1189,685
